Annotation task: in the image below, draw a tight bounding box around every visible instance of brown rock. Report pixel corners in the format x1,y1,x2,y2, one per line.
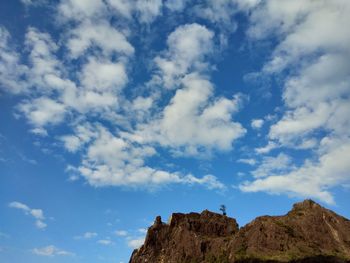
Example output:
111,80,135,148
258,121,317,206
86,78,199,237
130,210,238,263
129,200,350,263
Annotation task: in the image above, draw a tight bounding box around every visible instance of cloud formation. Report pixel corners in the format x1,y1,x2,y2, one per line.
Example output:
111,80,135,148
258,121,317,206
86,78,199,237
241,0,350,204
32,245,74,257
8,201,47,229
1,0,349,205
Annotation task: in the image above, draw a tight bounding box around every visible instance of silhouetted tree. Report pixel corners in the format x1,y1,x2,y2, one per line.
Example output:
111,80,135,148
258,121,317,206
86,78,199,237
220,204,226,216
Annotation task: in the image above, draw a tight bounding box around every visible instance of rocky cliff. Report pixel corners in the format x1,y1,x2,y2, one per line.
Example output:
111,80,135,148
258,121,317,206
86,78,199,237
129,200,350,263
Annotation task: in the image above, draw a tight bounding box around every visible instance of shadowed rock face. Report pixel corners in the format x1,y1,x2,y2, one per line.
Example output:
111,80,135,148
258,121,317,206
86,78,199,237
129,200,350,263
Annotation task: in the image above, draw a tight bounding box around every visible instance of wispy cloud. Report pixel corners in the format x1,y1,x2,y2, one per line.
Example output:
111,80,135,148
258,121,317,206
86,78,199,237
115,230,128,237
97,239,113,246
237,158,257,166
8,201,47,229
32,245,74,257
74,232,98,240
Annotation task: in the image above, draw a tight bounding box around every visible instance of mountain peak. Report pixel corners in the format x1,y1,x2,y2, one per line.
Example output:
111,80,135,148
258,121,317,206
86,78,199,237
292,199,321,210
129,200,350,263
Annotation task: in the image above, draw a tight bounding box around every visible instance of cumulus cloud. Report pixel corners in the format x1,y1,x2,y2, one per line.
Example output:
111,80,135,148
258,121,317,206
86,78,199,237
32,245,74,256
60,123,98,152
8,201,47,229
0,27,28,94
24,27,64,92
1,3,251,194
66,21,134,58
18,97,66,128
136,74,246,156
251,119,264,129
68,124,225,190
134,0,163,24
80,57,128,92
242,0,350,203
58,0,106,21
154,23,214,89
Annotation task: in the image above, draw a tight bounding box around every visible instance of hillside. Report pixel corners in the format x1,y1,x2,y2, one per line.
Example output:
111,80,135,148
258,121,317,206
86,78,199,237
129,200,350,263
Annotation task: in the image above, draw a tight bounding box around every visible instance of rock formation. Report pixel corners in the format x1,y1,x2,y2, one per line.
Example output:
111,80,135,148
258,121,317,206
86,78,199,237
129,200,350,263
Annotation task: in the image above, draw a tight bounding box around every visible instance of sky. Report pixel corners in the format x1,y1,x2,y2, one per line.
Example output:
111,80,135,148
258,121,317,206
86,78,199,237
0,0,350,262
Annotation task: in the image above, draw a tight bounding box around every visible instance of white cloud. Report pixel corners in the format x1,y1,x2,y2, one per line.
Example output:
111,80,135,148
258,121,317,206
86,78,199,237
35,220,47,229
251,119,264,129
64,124,225,190
135,0,163,24
194,1,236,26
137,74,246,156
115,230,128,237
61,123,98,153
61,135,81,153
9,201,47,229
80,57,128,92
242,0,350,203
2,4,251,194
237,158,256,166
240,141,350,205
106,0,133,18
154,23,214,89
0,27,28,94
18,97,66,128
30,209,44,220
66,21,134,58
165,0,188,11
74,232,98,240
25,27,64,92
182,174,225,190
97,239,113,245
250,153,294,178
127,237,144,249
30,127,48,136
32,245,74,257
255,141,278,154
58,0,106,21
59,0,163,24
193,0,260,32
61,84,119,113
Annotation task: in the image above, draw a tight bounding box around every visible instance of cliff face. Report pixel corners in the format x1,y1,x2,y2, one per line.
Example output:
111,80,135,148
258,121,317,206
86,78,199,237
129,200,350,263
130,210,239,262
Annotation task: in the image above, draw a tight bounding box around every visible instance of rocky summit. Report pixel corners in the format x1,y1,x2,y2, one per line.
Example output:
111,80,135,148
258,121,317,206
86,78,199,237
129,200,350,263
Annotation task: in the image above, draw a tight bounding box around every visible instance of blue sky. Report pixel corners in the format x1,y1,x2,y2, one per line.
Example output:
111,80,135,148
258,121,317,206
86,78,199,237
1,0,350,262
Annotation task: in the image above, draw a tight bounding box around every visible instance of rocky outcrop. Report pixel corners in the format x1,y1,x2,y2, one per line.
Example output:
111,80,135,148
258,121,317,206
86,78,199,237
130,210,239,263
129,200,350,263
